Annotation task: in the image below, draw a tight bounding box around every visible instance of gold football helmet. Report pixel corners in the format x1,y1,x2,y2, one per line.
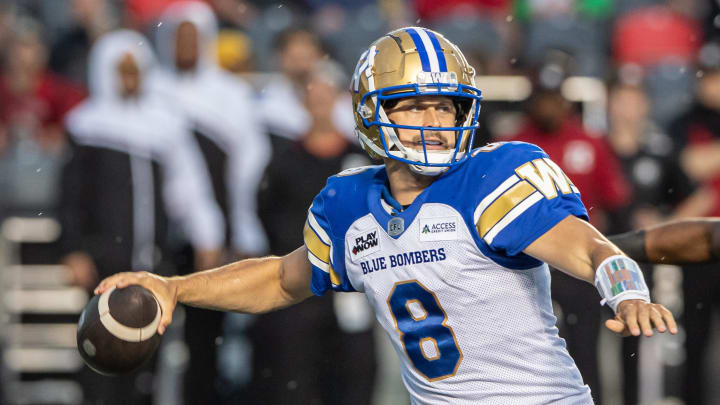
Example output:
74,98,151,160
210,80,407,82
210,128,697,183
351,27,482,175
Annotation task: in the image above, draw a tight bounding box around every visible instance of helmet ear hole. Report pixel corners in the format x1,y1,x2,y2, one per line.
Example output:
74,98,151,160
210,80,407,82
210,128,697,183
380,98,401,111
453,98,473,125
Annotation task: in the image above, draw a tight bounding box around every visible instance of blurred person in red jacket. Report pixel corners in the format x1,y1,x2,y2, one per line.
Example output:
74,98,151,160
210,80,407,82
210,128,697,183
510,80,631,404
0,16,86,215
0,17,85,155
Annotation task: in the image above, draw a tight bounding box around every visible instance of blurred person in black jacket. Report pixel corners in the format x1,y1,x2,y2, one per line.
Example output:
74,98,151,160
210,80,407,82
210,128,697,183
248,60,375,405
60,29,223,404
151,2,271,402
606,80,694,404
668,63,720,405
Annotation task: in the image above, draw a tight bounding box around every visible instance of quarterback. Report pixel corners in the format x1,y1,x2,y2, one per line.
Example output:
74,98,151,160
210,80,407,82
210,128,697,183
96,28,676,404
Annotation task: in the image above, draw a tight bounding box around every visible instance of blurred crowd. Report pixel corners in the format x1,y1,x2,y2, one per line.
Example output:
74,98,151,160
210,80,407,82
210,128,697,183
2,0,720,404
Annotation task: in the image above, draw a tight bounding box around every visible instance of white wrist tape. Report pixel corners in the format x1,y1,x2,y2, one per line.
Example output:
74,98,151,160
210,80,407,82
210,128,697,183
594,255,650,313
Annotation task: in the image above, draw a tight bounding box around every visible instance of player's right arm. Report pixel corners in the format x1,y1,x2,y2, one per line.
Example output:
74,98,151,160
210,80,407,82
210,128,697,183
608,218,720,264
94,246,314,334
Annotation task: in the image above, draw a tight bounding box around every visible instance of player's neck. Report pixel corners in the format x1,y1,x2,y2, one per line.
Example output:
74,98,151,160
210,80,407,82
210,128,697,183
384,159,437,206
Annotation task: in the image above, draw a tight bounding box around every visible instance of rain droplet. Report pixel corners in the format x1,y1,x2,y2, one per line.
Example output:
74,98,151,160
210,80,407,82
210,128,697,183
505,15,513,22
630,353,636,358
35,168,41,173
697,70,705,78
416,18,421,24
138,41,144,46
157,22,163,27
215,336,224,345
510,58,517,64
277,4,283,8
37,212,43,216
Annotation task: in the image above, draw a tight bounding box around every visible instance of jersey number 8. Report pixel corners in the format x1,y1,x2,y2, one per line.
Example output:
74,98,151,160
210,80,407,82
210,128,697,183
387,280,463,380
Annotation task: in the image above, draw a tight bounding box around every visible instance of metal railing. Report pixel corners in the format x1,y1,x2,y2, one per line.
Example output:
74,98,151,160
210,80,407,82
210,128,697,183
0,217,87,405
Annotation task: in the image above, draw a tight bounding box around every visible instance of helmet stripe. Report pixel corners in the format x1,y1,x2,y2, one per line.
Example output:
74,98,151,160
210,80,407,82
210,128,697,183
405,28,432,72
423,29,447,72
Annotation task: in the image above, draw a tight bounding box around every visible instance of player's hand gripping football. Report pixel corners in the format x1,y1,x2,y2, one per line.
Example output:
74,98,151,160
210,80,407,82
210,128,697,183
94,272,178,335
605,299,678,337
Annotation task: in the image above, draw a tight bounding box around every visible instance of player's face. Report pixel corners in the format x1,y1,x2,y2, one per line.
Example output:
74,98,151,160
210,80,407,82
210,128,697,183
175,21,199,71
385,96,457,151
117,52,141,98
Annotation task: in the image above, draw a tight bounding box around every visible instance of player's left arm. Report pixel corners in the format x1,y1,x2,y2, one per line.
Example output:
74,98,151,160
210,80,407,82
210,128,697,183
523,215,678,337
608,218,720,264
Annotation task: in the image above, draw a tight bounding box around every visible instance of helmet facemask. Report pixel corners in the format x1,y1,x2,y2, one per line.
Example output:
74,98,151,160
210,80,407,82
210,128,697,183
356,75,482,176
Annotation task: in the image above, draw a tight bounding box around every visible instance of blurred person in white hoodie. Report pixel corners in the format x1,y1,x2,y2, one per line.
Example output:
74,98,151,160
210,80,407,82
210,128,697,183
150,2,271,402
60,29,223,404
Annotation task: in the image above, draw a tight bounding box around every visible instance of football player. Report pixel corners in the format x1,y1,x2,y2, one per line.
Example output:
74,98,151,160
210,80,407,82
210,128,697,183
95,27,676,404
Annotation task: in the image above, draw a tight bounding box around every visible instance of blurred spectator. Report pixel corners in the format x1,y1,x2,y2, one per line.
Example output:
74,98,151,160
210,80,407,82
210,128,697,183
510,83,631,404
605,80,694,405
0,17,85,214
613,3,701,67
612,2,702,127
259,26,355,142
154,0,269,259
607,81,693,230
412,0,516,74
668,64,720,405
49,0,116,85
151,1,271,402
511,88,631,226
250,59,375,405
516,0,612,77
59,29,223,404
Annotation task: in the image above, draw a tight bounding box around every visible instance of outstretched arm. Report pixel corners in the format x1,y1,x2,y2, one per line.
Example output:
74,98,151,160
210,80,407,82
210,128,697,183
94,246,314,334
609,218,720,264
523,215,677,337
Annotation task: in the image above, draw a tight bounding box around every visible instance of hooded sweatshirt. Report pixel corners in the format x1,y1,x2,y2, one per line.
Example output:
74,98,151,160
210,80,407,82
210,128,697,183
62,29,224,274
152,1,270,255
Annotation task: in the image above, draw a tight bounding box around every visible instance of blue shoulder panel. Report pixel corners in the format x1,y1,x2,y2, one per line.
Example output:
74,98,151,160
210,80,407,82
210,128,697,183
430,142,588,270
307,165,384,296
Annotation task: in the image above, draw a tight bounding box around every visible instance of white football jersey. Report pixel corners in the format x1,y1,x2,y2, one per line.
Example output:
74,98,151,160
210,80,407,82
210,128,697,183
304,142,593,404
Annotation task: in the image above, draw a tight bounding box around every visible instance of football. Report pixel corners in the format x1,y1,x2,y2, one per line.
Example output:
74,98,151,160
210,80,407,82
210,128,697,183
76,285,163,375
